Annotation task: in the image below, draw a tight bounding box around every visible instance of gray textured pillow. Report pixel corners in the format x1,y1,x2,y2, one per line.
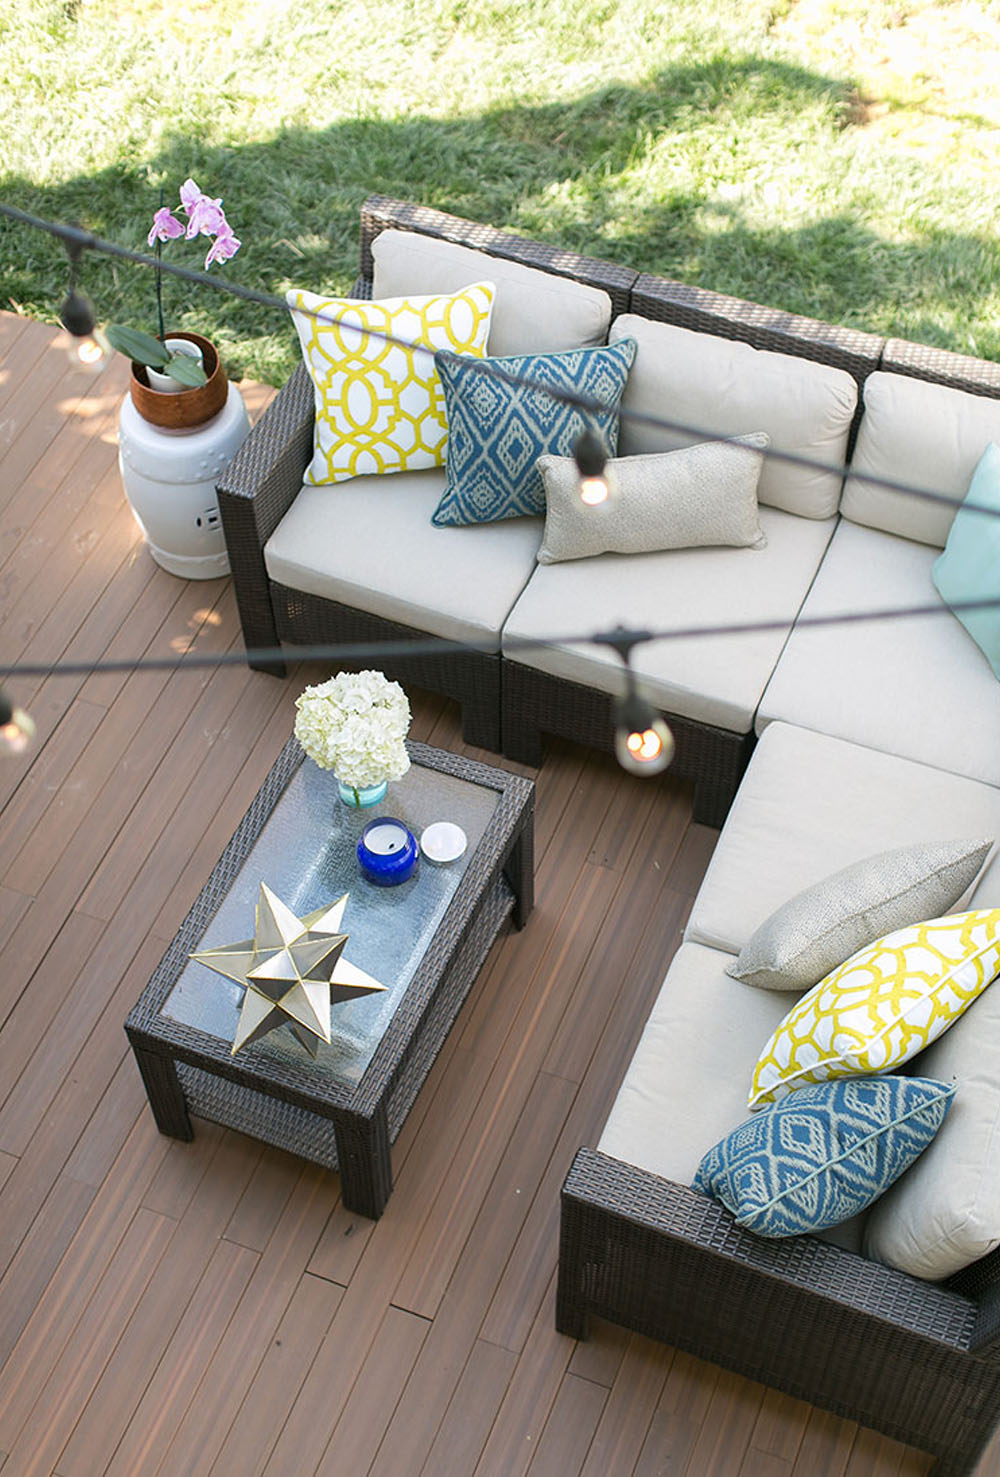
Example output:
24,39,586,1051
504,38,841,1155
535,433,769,565
727,836,993,992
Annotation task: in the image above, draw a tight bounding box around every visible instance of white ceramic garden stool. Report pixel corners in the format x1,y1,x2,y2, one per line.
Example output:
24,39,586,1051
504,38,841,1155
117,384,250,579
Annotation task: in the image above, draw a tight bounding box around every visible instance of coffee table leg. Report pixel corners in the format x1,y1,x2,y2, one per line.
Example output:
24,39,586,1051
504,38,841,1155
131,1043,194,1141
505,818,534,930
334,1105,392,1219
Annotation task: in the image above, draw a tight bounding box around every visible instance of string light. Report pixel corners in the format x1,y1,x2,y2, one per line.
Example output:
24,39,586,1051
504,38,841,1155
0,690,35,757
614,689,675,775
58,236,109,371
597,627,676,776
573,428,616,506
4,200,1000,527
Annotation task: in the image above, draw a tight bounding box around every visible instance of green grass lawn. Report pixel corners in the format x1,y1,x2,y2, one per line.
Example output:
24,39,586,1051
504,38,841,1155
2,0,999,385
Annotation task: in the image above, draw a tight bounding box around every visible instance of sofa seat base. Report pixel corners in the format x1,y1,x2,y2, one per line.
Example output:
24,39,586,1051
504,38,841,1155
268,586,504,752
265,470,543,651
501,661,752,827
502,507,838,733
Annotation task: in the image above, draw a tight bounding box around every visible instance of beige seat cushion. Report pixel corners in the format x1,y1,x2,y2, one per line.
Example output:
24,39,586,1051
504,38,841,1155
264,470,542,648
371,230,612,357
609,314,857,519
502,506,835,732
842,370,1000,546
756,518,1000,785
598,941,794,1186
686,722,1000,958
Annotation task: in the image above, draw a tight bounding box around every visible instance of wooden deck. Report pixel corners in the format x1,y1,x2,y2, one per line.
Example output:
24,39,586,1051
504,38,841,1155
0,310,979,1475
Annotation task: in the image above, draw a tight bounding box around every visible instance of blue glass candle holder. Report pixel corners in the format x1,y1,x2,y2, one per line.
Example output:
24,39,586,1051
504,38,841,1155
357,817,418,886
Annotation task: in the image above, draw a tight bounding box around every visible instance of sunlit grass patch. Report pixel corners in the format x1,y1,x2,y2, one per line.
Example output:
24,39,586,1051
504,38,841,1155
1,0,997,384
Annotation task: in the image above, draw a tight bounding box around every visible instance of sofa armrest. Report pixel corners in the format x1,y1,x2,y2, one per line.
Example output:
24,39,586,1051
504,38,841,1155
559,1146,980,1352
557,1146,1000,1469
216,362,315,673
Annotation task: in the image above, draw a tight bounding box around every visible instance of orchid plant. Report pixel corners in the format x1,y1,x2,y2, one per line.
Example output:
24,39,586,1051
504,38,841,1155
105,179,241,388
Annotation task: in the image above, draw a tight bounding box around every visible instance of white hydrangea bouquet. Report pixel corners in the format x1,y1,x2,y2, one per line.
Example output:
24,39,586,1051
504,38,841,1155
294,670,411,805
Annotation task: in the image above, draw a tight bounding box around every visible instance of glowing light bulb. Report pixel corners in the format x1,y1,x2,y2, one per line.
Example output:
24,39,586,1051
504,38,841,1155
613,684,675,776
71,333,109,370
573,428,616,507
579,474,611,506
0,705,35,757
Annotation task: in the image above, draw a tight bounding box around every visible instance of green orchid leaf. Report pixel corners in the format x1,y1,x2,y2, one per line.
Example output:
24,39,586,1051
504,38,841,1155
105,323,170,367
163,353,208,387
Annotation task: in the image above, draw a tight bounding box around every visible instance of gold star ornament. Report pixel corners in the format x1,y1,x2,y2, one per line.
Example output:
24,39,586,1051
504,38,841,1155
190,885,386,1056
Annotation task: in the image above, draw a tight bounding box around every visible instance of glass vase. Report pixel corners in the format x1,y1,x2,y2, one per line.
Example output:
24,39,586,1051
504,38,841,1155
337,778,388,809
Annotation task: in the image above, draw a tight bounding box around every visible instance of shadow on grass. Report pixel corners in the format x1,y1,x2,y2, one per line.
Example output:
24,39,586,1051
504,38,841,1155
2,55,998,377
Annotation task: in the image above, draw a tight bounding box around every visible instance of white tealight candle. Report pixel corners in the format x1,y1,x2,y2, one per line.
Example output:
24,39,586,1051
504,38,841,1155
363,820,409,855
420,821,468,865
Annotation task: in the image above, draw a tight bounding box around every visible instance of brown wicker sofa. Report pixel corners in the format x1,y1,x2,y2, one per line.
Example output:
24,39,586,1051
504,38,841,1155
217,197,1000,1469
218,193,1000,825
217,194,636,758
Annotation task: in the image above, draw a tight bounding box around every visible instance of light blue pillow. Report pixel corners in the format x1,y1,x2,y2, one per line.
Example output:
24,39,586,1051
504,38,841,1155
692,1076,955,1238
932,441,1000,679
430,337,637,526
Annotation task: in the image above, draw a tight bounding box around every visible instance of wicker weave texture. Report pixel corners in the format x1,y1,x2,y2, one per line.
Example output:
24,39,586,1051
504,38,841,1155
880,337,1000,400
558,1149,1000,1473
269,584,503,752
630,273,885,388
358,193,638,317
501,660,752,828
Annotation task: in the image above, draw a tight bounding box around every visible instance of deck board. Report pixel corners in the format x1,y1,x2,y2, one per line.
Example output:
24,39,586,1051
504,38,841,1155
0,311,954,1474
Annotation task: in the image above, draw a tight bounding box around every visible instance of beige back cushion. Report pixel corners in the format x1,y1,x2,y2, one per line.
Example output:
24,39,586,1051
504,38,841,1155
842,370,1000,546
864,979,1000,1280
371,229,612,357
609,315,858,518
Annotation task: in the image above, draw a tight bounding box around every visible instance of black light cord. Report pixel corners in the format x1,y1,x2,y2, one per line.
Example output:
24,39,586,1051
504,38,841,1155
0,594,998,684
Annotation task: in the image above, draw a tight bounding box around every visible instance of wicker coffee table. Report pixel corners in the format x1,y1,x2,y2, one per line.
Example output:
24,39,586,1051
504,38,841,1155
125,739,534,1218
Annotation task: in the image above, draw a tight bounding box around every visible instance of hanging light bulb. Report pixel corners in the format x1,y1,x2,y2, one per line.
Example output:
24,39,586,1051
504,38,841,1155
573,427,616,506
0,689,35,757
59,289,109,370
59,235,109,370
595,625,675,777
613,682,675,775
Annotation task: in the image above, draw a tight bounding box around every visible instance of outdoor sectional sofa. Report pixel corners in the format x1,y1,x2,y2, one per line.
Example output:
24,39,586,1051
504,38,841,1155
217,196,1000,1471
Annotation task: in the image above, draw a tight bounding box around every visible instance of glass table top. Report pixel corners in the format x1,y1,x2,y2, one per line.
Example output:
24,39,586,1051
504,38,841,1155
161,755,499,1087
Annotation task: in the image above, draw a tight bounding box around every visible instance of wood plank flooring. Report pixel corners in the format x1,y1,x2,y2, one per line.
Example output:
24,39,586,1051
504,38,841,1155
0,311,985,1474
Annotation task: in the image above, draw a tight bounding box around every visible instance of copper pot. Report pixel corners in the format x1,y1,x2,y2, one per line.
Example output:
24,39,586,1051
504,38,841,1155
128,332,228,429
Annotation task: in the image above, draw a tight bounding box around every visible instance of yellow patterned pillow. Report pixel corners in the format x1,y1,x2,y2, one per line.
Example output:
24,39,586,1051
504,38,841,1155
749,909,1000,1110
287,282,495,485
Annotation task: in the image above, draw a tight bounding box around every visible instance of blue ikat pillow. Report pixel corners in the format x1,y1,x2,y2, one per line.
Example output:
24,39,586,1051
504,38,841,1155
430,337,637,526
693,1075,955,1238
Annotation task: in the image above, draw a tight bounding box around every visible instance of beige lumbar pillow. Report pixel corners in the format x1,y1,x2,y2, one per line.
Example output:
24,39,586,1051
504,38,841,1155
727,835,993,992
535,433,769,565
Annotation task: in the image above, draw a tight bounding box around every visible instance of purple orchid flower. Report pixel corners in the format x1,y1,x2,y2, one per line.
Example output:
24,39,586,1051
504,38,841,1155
204,225,241,269
147,207,184,246
179,177,230,240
